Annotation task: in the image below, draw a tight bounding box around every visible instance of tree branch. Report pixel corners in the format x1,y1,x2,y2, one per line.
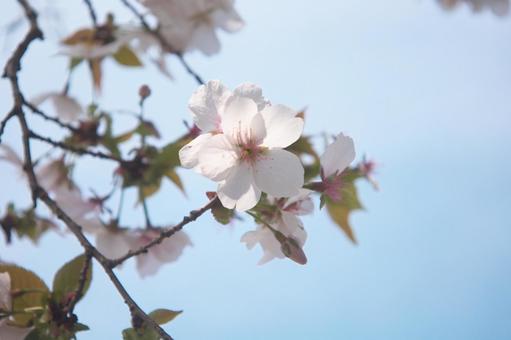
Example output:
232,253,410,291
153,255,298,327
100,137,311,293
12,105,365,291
110,195,218,267
118,0,205,85
67,250,92,315
3,1,172,338
0,110,17,143
29,129,122,162
24,100,78,133
82,0,98,28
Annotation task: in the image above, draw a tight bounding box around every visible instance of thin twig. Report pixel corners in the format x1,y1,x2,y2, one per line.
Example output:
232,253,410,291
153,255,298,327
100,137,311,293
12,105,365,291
67,251,92,314
0,110,16,143
24,100,78,132
4,1,172,338
118,0,205,85
110,195,218,267
29,129,122,162
82,0,98,28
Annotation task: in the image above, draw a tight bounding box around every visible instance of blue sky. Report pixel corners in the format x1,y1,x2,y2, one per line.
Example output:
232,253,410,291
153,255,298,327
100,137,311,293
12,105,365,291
1,0,511,339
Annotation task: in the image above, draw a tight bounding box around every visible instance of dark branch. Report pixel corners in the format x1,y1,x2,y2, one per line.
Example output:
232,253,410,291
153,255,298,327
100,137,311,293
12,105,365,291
82,0,98,27
0,110,17,143
24,100,78,132
110,195,218,267
67,251,92,314
4,1,172,338
118,0,205,85
29,130,122,162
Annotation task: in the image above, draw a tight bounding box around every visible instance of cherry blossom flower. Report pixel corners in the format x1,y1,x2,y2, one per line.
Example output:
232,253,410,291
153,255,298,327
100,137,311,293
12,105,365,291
438,0,509,16
59,25,137,60
95,228,135,260
30,92,83,123
128,229,192,277
317,133,356,201
179,80,268,169
241,190,313,265
179,81,305,211
139,0,244,55
0,272,32,340
0,145,71,192
34,158,71,192
53,188,103,234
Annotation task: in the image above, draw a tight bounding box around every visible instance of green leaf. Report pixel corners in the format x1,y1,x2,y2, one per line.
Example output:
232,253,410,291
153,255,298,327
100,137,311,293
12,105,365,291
69,57,83,71
122,327,160,340
135,121,160,139
52,254,92,305
148,309,182,325
325,181,364,244
165,169,185,195
0,264,49,326
73,322,90,332
138,179,162,201
113,45,143,67
211,202,234,225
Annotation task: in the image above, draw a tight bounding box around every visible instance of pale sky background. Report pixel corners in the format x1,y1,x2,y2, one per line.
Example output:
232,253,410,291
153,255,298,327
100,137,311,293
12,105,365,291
1,0,511,339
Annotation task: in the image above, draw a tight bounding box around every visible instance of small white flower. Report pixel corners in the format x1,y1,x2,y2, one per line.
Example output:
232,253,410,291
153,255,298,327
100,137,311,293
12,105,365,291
30,92,83,123
438,0,509,16
53,188,103,234
95,229,135,260
139,0,244,55
0,145,73,193
241,190,312,264
0,272,11,317
129,229,193,278
0,272,32,340
320,133,356,179
179,81,304,211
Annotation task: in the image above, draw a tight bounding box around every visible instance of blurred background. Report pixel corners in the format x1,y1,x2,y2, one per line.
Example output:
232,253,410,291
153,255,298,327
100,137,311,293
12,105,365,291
1,0,510,339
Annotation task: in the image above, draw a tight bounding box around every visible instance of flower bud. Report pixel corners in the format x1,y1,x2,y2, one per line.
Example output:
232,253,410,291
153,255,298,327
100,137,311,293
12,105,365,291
138,85,151,100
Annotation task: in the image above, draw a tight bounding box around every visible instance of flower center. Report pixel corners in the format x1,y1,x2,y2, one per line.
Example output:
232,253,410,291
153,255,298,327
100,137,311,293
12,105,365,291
239,143,265,164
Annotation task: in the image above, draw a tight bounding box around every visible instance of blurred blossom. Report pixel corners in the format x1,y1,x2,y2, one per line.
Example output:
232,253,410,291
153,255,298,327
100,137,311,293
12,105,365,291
30,92,83,123
138,0,244,55
129,229,192,278
0,272,32,339
438,0,509,16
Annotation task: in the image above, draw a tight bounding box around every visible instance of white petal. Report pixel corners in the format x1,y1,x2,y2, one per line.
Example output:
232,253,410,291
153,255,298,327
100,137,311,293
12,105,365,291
0,273,11,312
0,145,24,168
320,133,356,178
222,96,260,145
96,230,134,259
0,324,32,340
188,23,221,56
253,149,304,198
152,230,192,262
29,92,54,107
233,83,268,111
279,212,307,247
188,80,231,132
135,252,161,278
195,134,238,181
260,105,303,148
51,94,83,122
179,133,214,169
217,163,261,211
282,189,314,215
240,225,284,264
210,6,245,32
